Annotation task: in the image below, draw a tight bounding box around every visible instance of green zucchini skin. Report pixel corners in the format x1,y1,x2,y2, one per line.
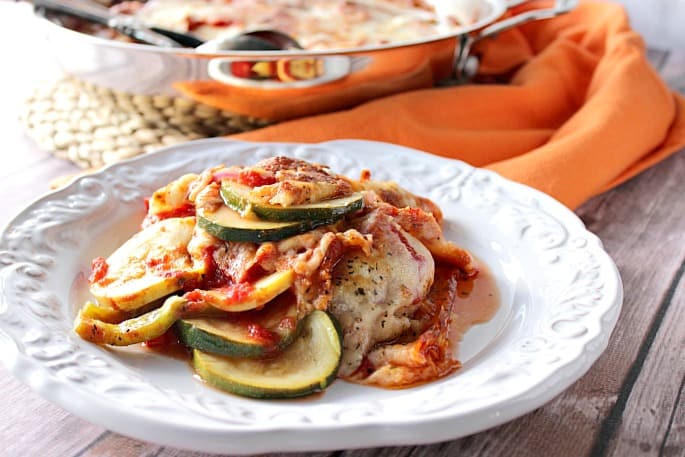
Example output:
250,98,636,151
220,181,364,222
176,296,300,358
192,311,343,399
197,205,338,242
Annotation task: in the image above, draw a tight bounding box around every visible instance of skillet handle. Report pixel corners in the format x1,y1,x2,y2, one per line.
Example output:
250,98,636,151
206,56,355,89
454,0,578,80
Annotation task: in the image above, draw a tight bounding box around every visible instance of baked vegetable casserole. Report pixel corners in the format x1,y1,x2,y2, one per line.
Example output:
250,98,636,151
75,156,479,398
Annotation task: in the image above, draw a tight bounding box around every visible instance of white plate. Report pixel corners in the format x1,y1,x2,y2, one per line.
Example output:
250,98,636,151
0,139,622,454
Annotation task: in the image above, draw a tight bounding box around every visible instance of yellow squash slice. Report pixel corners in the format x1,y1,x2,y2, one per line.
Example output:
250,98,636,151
74,296,196,345
89,217,203,311
184,270,295,312
76,270,296,346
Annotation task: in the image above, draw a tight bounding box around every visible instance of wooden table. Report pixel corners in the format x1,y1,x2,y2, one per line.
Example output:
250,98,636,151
1,2,683,456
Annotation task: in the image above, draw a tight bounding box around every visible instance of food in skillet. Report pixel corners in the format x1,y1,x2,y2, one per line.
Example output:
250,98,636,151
74,156,479,398
88,0,475,50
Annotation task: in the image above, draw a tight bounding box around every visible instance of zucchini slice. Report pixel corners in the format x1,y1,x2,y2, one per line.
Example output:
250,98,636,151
90,217,203,311
78,296,167,324
192,311,342,399
183,270,294,312
76,271,295,346
221,180,364,222
177,292,300,358
197,205,337,242
74,295,200,346
78,301,129,323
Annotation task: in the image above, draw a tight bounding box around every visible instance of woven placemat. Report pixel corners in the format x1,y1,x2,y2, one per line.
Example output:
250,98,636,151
19,77,271,169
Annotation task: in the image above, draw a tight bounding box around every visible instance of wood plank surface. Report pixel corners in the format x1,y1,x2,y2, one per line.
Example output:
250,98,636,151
662,376,685,457
74,431,160,457
604,259,684,457
0,367,104,456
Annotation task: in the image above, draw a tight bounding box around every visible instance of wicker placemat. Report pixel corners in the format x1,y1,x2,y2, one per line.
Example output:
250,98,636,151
19,77,271,169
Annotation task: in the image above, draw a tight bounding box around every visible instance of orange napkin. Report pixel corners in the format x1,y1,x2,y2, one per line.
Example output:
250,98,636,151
219,0,684,209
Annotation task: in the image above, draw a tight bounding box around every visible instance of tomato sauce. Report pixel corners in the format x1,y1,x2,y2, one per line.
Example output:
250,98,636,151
88,257,108,283
449,261,500,346
142,328,191,361
246,323,278,346
390,225,423,263
238,170,277,187
352,357,377,379
218,283,254,304
142,202,196,227
202,245,231,289
182,245,231,292
155,202,196,220
186,17,234,32
213,168,277,188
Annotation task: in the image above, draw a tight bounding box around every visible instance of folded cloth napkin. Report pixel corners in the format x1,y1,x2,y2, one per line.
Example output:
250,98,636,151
222,0,685,209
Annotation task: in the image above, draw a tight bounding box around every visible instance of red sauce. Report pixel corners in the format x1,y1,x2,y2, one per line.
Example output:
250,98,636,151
144,255,187,280
154,202,196,221
142,202,196,228
247,323,277,346
230,61,254,79
183,245,231,292
352,357,376,378
185,282,255,308
221,292,297,346
449,261,500,346
390,225,423,262
203,245,231,289
161,270,187,280
145,255,167,269
402,207,423,224
211,168,241,182
221,282,255,303
88,257,108,284
241,263,267,284
241,170,277,187
142,328,191,361
186,17,234,32
213,168,277,188
144,328,180,348
110,1,143,15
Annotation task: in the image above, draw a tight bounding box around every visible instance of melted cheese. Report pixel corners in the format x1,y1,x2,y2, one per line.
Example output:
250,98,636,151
131,0,471,50
329,209,435,376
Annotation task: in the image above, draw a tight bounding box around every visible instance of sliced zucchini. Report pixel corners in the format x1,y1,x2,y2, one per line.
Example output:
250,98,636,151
177,293,299,358
183,270,294,312
78,301,128,323
76,271,294,346
221,180,363,222
90,217,203,311
197,205,337,242
74,295,200,346
192,311,342,399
